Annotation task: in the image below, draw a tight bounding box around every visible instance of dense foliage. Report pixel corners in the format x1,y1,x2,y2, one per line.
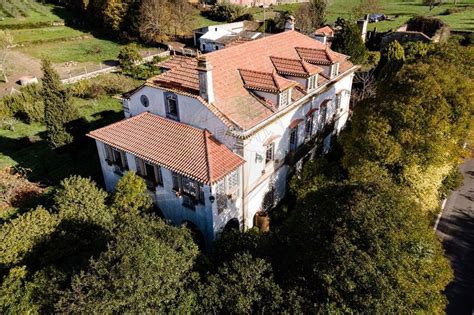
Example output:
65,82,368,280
294,0,328,34
41,59,79,148
332,18,368,65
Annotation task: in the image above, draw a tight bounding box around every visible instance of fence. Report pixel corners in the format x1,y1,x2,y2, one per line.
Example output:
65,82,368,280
60,50,170,85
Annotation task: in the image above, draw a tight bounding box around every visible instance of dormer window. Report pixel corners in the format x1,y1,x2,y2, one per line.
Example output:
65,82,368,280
307,75,317,91
279,89,290,107
164,92,179,121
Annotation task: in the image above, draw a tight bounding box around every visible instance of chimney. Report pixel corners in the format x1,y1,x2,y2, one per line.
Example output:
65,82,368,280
196,56,215,104
284,15,295,32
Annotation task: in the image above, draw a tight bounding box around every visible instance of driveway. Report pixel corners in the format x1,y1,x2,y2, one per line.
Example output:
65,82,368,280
436,158,474,315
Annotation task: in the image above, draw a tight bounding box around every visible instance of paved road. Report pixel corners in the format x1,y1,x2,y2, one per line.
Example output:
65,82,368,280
436,158,474,315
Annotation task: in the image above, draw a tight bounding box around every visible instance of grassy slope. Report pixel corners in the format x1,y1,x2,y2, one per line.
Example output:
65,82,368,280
11,26,86,43
0,97,123,184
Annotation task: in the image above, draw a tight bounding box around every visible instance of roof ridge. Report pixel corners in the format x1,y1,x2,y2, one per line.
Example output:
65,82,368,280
203,129,213,184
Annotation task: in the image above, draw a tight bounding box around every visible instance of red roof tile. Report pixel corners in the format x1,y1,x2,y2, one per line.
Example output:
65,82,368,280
295,47,346,65
270,56,323,77
152,57,200,94
88,112,244,185
314,26,334,37
147,31,355,130
239,69,295,93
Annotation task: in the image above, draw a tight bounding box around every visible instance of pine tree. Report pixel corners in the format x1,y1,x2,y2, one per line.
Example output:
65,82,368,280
41,59,78,148
332,18,368,65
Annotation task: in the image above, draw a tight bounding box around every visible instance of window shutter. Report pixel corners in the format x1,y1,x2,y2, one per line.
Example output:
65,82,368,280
104,144,113,161
121,152,128,170
135,157,143,175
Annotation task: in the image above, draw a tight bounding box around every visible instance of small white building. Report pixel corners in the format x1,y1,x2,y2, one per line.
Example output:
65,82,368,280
88,30,358,248
193,21,262,53
311,26,335,45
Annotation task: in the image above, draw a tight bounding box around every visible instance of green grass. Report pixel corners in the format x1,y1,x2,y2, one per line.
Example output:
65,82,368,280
0,96,124,184
11,26,86,44
0,2,71,26
18,37,125,63
252,0,474,32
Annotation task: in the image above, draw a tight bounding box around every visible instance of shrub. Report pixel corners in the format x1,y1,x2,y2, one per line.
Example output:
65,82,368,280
205,3,245,22
0,84,44,124
118,44,141,73
439,166,464,199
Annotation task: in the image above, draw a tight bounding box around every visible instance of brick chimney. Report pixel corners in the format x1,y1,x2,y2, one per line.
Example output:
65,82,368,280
284,15,295,32
196,56,215,104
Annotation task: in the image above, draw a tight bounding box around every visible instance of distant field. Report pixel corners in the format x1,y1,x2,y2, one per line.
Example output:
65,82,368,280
18,37,124,63
11,26,85,43
253,0,474,31
0,1,71,26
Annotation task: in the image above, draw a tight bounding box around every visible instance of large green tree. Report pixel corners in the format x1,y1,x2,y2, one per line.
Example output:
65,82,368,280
285,180,452,313
341,42,473,211
197,253,284,314
294,0,328,34
41,59,78,148
112,171,153,216
332,18,368,65
56,214,199,313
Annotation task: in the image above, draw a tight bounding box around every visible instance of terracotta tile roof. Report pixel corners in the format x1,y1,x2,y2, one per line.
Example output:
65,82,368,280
270,56,323,77
239,69,296,93
295,47,346,65
314,26,334,37
146,31,355,130
152,57,200,94
88,112,244,185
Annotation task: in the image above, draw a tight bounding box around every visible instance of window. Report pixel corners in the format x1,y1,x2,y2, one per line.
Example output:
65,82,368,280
320,103,328,125
335,93,342,111
216,180,226,214
140,95,149,107
305,115,313,138
105,144,128,172
307,75,316,90
165,93,179,121
215,45,219,50
279,90,289,107
227,170,239,192
135,158,163,188
289,126,298,152
265,143,274,164
202,44,206,51
171,172,204,205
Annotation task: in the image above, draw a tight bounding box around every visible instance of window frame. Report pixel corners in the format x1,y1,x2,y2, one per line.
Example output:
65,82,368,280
265,143,274,165
171,172,204,205
305,115,313,138
279,89,290,108
164,92,179,121
105,144,128,172
307,75,316,90
289,126,298,152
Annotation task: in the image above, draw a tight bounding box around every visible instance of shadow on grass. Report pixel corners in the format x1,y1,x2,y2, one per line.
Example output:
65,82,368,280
0,109,122,187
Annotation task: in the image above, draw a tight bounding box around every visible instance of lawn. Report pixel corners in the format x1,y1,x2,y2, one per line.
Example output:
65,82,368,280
252,0,474,32
0,96,124,185
18,37,125,63
11,26,86,44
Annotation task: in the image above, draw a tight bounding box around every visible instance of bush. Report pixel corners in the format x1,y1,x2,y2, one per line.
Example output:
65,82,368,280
69,74,141,98
0,84,44,124
439,167,464,199
118,44,141,73
205,3,245,22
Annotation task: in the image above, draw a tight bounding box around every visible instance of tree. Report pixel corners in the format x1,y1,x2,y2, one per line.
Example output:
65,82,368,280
117,43,141,72
377,40,405,81
112,171,153,216
341,43,473,211
138,0,172,43
54,176,114,227
56,215,199,313
423,0,441,11
294,0,328,33
197,253,284,314
332,18,368,65
0,206,59,267
285,180,452,313
0,30,13,83
41,59,78,148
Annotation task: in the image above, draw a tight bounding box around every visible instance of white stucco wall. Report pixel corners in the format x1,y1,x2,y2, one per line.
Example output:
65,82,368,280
126,86,235,149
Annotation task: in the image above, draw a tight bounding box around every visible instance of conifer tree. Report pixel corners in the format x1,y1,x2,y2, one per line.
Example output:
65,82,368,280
332,18,368,65
41,59,78,148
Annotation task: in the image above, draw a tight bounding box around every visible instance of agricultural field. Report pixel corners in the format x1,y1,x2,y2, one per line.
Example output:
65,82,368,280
252,0,474,32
